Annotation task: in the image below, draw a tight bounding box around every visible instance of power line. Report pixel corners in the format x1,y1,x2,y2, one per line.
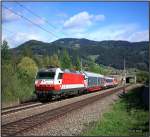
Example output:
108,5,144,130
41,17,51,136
16,2,67,37
3,5,59,39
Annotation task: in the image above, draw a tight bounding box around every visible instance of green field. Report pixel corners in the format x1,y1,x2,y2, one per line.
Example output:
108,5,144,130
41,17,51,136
82,87,149,136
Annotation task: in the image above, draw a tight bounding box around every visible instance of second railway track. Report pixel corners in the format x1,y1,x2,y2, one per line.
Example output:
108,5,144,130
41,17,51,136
2,85,131,136
2,95,75,115
1,102,43,115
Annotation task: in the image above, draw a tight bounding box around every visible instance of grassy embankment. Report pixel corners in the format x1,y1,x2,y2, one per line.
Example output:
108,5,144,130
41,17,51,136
82,86,149,136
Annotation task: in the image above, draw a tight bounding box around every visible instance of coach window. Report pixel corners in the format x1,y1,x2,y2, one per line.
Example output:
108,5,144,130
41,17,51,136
58,73,63,79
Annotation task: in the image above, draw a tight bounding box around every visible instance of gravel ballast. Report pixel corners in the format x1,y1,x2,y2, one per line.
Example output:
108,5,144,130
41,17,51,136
19,91,121,136
3,84,141,136
18,84,142,136
2,86,121,125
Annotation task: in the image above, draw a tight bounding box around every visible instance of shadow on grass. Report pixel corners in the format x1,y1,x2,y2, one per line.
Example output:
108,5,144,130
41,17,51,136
119,86,148,110
118,86,149,135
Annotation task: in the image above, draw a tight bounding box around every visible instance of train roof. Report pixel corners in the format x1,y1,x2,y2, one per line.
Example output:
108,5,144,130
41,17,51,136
62,69,81,74
38,67,81,74
104,76,114,79
82,71,104,78
38,67,61,73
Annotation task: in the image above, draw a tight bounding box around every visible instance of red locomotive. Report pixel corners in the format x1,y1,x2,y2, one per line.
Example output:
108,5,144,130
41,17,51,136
35,68,86,101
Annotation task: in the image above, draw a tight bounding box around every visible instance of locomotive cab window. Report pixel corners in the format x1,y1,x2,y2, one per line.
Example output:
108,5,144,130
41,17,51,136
84,76,87,80
58,73,63,79
36,72,55,79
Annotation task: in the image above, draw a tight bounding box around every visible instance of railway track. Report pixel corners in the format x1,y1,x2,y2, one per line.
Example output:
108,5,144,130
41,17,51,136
2,95,74,115
2,85,130,136
1,85,122,116
1,102,43,115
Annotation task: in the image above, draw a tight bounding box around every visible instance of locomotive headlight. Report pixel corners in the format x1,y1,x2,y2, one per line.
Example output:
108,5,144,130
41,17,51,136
35,80,38,85
35,80,42,87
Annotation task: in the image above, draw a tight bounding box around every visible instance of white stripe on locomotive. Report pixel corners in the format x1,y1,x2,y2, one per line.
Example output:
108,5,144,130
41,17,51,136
61,84,85,89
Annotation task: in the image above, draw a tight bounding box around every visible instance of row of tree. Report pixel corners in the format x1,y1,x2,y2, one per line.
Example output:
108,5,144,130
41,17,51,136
21,45,81,71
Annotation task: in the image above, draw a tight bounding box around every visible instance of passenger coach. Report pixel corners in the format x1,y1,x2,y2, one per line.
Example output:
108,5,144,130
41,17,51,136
82,71,105,92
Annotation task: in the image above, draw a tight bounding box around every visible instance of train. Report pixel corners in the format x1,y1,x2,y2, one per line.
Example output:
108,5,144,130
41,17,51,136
34,67,118,101
103,76,118,88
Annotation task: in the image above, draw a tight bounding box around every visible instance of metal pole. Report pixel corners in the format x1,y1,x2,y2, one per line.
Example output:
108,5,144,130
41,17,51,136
81,58,82,71
135,75,136,84
123,57,126,93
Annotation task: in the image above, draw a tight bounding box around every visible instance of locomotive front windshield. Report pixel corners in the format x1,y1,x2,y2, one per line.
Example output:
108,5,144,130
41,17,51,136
36,72,55,79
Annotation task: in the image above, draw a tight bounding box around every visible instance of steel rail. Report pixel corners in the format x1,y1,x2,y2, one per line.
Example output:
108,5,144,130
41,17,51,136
2,102,43,115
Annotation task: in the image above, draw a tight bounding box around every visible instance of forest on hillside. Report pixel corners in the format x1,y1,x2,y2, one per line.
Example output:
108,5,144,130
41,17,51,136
12,38,149,71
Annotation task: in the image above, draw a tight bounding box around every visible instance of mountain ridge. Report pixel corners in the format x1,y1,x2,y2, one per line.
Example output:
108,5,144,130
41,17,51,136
11,38,149,71
12,38,149,49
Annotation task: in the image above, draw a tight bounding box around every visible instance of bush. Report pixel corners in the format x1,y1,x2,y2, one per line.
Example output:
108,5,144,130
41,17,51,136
136,71,149,84
2,64,21,102
2,57,38,104
17,57,38,82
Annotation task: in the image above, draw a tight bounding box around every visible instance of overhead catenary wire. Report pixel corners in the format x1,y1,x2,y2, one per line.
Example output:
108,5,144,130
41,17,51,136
16,2,67,37
3,5,59,39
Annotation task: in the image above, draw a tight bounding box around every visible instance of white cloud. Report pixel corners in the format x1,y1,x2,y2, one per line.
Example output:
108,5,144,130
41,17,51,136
15,33,40,42
2,31,55,48
2,8,20,23
2,22,148,48
62,23,148,42
64,11,92,29
128,30,149,42
84,24,149,42
63,11,105,31
2,32,39,48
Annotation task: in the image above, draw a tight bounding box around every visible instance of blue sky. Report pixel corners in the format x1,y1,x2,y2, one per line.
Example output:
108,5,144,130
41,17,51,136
2,2,149,48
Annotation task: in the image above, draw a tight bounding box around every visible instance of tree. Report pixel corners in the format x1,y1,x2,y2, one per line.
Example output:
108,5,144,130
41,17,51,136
75,56,81,70
43,55,50,67
61,49,72,69
88,62,100,73
22,46,33,58
17,57,38,81
49,54,61,67
1,63,22,102
1,40,11,64
33,55,44,68
136,71,149,83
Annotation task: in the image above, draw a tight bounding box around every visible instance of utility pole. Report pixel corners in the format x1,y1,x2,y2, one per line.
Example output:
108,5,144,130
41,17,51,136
81,58,83,72
123,57,126,93
124,57,126,83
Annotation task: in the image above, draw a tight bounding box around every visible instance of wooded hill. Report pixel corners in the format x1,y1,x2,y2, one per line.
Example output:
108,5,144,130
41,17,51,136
12,38,149,71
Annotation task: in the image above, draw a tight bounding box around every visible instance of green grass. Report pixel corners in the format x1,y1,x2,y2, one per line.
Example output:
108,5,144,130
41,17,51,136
82,87,149,136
